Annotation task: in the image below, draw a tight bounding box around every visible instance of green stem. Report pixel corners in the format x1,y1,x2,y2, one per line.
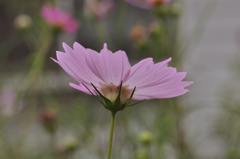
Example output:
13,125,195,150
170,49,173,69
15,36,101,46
50,132,57,159
94,20,113,49
13,35,53,107
176,0,219,56
107,112,116,159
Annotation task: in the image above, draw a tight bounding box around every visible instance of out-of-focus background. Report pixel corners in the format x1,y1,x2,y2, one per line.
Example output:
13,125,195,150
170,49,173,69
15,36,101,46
1,0,240,159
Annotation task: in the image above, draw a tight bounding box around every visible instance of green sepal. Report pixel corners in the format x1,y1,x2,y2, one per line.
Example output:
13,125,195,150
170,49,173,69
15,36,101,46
81,83,105,105
91,83,112,107
126,86,136,105
84,82,138,112
115,81,123,107
128,100,145,107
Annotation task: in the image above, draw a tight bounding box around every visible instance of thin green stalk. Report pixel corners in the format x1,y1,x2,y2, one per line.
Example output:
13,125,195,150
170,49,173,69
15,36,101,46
50,132,57,159
107,112,116,159
94,21,113,48
176,0,219,56
115,0,127,48
13,35,53,107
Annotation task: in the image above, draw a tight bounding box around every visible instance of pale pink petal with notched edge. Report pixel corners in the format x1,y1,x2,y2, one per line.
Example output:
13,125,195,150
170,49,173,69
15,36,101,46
125,58,172,88
56,43,104,88
69,83,96,95
73,43,131,85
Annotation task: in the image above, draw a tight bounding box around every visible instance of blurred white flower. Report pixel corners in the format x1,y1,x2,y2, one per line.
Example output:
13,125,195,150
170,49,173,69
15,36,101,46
14,14,32,30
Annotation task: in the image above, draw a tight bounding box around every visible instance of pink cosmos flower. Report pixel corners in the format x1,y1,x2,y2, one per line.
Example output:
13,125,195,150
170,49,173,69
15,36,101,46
52,43,192,111
41,4,79,33
126,0,172,9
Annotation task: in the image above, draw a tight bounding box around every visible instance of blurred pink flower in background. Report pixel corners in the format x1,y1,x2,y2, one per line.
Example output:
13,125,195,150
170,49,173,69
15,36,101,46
52,43,192,107
84,0,114,20
126,0,172,9
41,4,79,33
0,86,24,117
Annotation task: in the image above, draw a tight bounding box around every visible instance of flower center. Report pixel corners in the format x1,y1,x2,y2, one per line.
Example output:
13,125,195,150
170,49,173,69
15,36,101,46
99,82,132,105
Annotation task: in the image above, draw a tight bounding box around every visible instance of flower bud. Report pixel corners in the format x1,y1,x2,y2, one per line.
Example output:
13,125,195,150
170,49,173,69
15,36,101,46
40,108,57,134
14,14,32,31
84,0,114,20
169,2,181,17
138,131,152,145
59,136,79,155
148,22,163,39
135,148,149,159
154,5,168,17
135,39,148,52
130,25,146,42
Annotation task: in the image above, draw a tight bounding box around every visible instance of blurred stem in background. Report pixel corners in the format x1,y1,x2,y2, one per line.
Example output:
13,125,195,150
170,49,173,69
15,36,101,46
13,30,53,108
218,91,240,159
154,98,194,159
40,107,58,158
0,34,22,72
94,20,112,48
163,1,218,157
128,0,219,158
153,3,195,158
176,0,219,59
172,100,194,159
114,0,127,48
84,0,115,49
135,131,153,159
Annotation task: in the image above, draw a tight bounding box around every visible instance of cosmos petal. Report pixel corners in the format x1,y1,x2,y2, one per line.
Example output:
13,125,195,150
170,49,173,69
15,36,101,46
125,58,172,88
69,83,96,95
